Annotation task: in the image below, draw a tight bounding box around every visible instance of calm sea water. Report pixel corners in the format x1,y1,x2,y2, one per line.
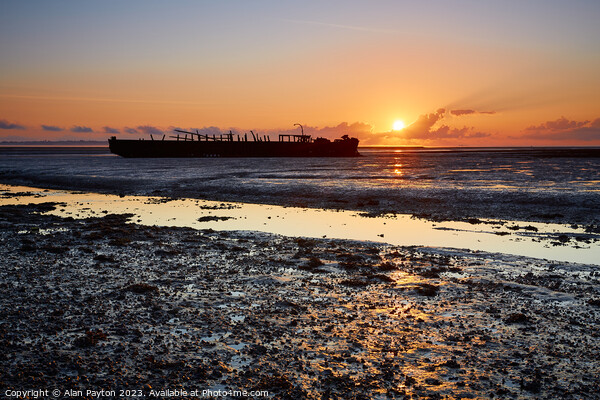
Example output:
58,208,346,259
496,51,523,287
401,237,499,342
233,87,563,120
1,146,599,224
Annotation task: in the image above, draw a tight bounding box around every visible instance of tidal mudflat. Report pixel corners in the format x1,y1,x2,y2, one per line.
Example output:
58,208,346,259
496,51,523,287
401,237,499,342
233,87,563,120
1,189,599,399
1,184,598,266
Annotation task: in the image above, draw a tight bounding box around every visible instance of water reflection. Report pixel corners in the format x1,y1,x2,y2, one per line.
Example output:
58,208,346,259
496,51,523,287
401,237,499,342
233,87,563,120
2,184,598,265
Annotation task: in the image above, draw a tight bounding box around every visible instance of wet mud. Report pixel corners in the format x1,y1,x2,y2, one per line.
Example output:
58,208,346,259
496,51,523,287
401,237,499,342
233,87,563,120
1,203,599,399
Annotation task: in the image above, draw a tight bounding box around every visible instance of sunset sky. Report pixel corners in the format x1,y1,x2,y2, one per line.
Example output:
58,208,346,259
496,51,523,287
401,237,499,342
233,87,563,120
1,0,599,146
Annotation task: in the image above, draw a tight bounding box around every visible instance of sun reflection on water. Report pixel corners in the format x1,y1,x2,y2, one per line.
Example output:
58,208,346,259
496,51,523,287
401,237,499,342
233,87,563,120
1,184,599,265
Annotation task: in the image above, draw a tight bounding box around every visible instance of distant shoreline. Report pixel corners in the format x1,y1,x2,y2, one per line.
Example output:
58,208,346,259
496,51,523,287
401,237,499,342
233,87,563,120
2,141,600,150
0,140,107,146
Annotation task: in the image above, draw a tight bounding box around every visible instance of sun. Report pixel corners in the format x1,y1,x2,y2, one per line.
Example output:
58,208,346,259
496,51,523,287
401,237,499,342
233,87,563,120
393,120,405,131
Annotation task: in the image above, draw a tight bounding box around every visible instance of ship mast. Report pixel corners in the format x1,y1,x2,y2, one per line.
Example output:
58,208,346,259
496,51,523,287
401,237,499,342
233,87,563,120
294,123,304,135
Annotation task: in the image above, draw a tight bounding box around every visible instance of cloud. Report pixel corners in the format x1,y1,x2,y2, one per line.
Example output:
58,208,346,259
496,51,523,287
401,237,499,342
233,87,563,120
412,108,445,130
378,108,491,143
313,122,373,136
522,117,600,141
137,125,163,135
465,131,493,138
427,125,471,139
450,109,496,116
41,125,64,132
272,122,373,138
0,135,29,142
103,126,120,134
169,123,374,141
274,110,493,146
71,125,93,133
525,116,589,132
0,119,25,130
401,108,445,139
450,109,475,116
418,125,490,140
124,127,138,134
229,122,375,141
191,126,232,136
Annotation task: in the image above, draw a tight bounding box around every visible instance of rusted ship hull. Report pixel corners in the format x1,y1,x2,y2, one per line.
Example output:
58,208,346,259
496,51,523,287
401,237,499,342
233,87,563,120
108,137,360,158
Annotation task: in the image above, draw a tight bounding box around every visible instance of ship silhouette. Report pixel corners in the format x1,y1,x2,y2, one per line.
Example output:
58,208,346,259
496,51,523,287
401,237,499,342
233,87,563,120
109,124,360,158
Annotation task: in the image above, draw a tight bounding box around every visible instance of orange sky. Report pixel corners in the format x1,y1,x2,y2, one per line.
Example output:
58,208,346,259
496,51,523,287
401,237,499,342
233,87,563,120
1,1,599,145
